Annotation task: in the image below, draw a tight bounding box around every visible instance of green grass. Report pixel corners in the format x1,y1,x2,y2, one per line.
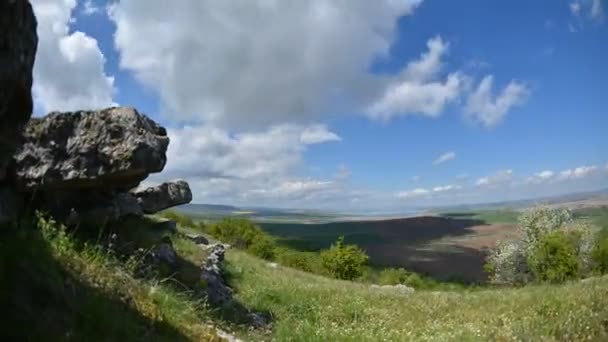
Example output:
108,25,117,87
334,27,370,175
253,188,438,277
225,249,608,341
574,206,608,229
3,213,608,341
0,215,221,341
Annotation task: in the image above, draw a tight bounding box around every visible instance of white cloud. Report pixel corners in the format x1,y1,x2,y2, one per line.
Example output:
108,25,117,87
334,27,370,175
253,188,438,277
396,188,430,199
433,151,456,165
476,169,513,187
153,123,342,204
300,125,342,144
411,175,421,182
82,0,100,15
465,76,529,128
432,184,462,192
31,0,114,114
557,165,599,181
367,36,464,120
111,0,421,128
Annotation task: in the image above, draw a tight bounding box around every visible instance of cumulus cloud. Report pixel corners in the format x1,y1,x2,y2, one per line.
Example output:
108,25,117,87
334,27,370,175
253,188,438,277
432,184,462,192
111,0,421,128
367,36,464,120
31,0,114,114
476,169,514,187
433,151,456,165
151,123,342,204
557,165,599,181
465,76,529,128
396,184,462,202
396,188,430,199
300,125,342,144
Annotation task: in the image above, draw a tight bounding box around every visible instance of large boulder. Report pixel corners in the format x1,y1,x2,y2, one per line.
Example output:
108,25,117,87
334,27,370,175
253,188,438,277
0,0,38,180
13,107,169,191
131,180,192,214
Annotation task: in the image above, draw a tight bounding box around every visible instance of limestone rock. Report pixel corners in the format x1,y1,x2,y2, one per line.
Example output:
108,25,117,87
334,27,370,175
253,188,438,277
185,234,209,245
13,107,169,191
0,0,38,180
200,244,233,306
131,180,192,214
150,237,177,266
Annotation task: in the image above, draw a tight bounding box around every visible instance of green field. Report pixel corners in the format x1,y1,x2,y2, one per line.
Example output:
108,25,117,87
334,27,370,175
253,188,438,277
439,209,520,224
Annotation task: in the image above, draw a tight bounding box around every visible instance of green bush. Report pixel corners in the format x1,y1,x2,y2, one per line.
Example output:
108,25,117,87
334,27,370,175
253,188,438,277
248,235,277,260
376,268,429,288
208,218,264,249
592,229,608,274
320,236,368,280
275,248,324,274
527,230,582,283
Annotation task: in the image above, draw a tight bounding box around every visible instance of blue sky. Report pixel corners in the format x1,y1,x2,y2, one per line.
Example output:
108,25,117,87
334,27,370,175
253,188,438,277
31,0,608,211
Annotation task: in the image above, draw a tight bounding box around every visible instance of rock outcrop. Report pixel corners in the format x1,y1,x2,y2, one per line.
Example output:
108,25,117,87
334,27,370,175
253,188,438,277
0,0,38,181
131,180,192,214
0,3,189,227
200,244,233,307
14,107,169,191
6,106,190,225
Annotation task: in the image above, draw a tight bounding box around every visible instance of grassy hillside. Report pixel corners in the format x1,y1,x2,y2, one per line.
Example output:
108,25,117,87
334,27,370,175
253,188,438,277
3,213,608,341
227,250,608,341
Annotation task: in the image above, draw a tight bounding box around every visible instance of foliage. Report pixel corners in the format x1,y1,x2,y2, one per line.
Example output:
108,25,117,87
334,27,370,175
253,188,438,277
592,228,608,274
0,213,220,341
208,217,266,249
376,267,427,288
486,206,599,285
320,236,369,280
274,247,324,274
247,234,277,260
527,230,582,283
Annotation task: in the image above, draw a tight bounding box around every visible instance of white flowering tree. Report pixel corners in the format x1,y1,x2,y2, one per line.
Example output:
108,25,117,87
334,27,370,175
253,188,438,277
486,206,597,285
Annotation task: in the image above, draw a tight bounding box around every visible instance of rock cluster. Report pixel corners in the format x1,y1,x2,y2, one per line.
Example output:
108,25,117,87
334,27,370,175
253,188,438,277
200,244,234,307
0,3,191,225
1,106,192,226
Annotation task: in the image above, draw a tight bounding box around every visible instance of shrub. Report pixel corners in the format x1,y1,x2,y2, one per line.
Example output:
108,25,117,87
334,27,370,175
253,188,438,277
320,236,368,280
527,230,582,283
248,235,277,260
592,229,608,274
275,248,323,273
377,268,412,285
485,206,599,285
208,218,264,249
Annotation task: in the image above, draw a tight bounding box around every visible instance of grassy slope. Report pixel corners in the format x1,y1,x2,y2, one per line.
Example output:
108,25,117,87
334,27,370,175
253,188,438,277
3,215,608,341
225,249,608,341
